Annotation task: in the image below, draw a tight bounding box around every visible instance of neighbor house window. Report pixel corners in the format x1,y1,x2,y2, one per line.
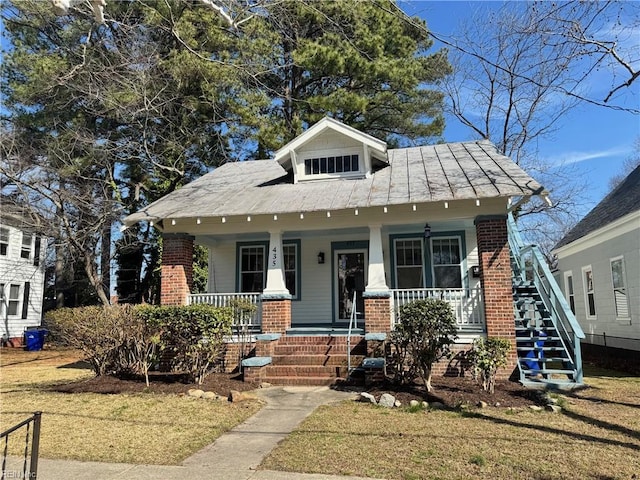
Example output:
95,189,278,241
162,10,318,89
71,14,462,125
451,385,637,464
239,246,266,293
564,271,575,314
7,284,20,316
394,238,424,288
0,227,8,256
20,233,32,259
431,237,462,288
304,154,359,175
610,257,629,318
582,266,596,317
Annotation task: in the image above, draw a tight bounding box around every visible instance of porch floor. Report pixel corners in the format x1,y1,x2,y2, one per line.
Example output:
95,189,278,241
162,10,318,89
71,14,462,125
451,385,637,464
286,327,365,336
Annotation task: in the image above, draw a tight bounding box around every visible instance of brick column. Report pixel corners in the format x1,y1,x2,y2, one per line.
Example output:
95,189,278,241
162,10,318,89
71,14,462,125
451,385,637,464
160,234,194,306
363,293,392,334
474,215,517,376
260,296,292,335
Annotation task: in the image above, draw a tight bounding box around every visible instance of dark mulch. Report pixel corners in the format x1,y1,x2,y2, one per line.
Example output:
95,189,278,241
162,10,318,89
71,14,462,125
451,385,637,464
50,371,256,396
362,376,540,408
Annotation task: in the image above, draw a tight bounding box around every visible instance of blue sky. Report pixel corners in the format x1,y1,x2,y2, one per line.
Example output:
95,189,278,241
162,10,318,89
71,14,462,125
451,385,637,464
402,1,639,215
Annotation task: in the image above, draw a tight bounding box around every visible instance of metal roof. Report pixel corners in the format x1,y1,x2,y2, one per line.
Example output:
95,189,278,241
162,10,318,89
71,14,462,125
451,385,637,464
124,139,545,226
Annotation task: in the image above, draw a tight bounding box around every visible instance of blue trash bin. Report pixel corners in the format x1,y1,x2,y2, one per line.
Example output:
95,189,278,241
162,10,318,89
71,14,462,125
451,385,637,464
24,329,47,351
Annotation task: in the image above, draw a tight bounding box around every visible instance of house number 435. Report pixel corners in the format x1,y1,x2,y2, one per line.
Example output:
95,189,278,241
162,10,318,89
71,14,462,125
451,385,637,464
271,247,278,267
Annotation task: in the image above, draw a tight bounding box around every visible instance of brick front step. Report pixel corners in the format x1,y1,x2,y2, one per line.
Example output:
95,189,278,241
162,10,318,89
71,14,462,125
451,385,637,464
278,335,365,345
270,354,365,366
262,376,341,386
273,344,367,355
265,365,349,377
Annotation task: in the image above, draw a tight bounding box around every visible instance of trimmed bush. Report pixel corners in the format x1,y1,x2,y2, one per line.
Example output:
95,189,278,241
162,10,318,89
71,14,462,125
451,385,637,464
467,337,511,394
389,298,458,392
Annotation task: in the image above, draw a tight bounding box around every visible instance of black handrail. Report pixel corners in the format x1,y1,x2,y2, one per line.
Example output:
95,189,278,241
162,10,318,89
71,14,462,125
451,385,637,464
1,411,41,480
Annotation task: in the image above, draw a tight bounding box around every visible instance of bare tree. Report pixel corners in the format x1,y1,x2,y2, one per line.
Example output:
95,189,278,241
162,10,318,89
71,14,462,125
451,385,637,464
608,138,640,191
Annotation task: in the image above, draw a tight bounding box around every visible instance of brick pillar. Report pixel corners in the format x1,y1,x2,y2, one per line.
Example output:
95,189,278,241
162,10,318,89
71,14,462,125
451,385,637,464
160,234,194,306
474,215,517,376
260,296,291,335
363,293,392,334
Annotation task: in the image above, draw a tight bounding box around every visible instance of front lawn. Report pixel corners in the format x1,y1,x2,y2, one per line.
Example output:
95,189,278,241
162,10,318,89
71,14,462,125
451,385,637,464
261,368,640,480
0,348,261,465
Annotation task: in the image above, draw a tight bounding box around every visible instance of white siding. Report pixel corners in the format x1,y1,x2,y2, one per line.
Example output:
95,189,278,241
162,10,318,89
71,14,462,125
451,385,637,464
207,242,237,293
556,228,640,349
0,224,46,339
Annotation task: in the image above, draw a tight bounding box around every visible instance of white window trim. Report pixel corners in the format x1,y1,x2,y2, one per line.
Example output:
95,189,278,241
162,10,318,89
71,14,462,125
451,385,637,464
430,235,464,289
297,146,364,181
0,227,9,256
581,265,596,319
20,232,33,260
393,237,425,289
282,243,299,300
238,245,267,293
563,270,575,314
7,283,21,317
609,255,630,321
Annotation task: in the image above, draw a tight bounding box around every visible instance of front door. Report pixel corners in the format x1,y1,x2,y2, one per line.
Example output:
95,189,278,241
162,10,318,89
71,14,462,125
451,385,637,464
334,249,367,325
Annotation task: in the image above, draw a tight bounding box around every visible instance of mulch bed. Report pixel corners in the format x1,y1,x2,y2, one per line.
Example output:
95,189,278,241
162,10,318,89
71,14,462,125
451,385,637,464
50,369,539,408
363,376,540,408
50,371,256,396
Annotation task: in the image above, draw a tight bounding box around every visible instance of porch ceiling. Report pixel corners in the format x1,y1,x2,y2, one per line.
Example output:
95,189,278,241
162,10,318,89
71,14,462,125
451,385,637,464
124,140,545,228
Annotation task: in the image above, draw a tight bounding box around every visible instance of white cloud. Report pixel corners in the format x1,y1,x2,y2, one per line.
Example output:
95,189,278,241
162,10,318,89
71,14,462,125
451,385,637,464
551,145,632,166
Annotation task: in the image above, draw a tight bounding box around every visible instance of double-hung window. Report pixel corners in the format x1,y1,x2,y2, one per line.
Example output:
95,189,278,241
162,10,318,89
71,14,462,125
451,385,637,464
564,272,575,314
582,266,596,317
21,233,32,259
238,241,300,299
7,284,20,316
431,237,463,288
393,239,424,288
610,257,629,318
0,227,8,256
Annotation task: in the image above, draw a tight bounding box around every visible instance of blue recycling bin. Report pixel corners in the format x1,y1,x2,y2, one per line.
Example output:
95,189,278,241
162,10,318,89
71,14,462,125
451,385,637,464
524,331,547,370
24,329,47,351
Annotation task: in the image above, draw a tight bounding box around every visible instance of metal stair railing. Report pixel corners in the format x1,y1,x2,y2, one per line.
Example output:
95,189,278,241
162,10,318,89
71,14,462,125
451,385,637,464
507,213,585,384
347,291,359,373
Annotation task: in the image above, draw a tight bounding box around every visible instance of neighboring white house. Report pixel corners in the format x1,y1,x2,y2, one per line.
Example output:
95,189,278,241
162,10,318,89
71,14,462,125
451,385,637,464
0,205,46,346
553,165,640,352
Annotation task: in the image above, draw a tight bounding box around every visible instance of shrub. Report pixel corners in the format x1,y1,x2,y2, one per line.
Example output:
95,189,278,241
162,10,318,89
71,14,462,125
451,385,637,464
46,305,139,376
389,298,458,392
467,337,511,394
135,304,233,384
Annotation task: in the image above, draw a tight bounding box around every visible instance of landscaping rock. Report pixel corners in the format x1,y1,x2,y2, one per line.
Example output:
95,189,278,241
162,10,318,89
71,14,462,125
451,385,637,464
494,402,501,407
429,401,445,410
187,389,204,398
228,390,256,402
378,393,396,408
546,404,562,413
359,392,377,404
529,405,543,412
202,391,217,400
260,382,272,389
421,401,429,409
477,401,488,409
394,400,402,408
410,400,420,408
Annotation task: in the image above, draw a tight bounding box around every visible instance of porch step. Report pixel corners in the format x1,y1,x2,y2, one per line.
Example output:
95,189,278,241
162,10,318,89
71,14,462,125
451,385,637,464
271,354,365,366
278,335,364,345
265,365,349,377
261,376,340,386
273,344,367,355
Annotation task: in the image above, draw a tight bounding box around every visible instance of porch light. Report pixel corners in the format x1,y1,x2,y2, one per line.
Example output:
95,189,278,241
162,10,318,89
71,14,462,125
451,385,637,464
273,214,278,221
444,201,449,209
354,209,359,216
196,218,201,224
221,217,226,223
326,211,331,218
476,199,481,206
383,206,388,213
317,252,325,264
423,223,432,240
247,215,251,222
300,213,304,219
412,204,417,211
171,219,176,225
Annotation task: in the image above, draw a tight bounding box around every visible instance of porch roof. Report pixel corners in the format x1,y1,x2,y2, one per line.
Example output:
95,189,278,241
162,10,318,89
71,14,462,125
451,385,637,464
124,140,544,227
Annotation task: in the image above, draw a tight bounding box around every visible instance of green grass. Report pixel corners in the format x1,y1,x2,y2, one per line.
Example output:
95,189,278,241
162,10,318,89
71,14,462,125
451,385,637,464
261,367,640,480
0,348,262,465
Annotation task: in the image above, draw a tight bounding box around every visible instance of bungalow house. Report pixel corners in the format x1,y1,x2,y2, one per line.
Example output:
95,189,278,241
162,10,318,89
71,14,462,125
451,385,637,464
0,204,47,347
124,117,583,387
553,165,640,354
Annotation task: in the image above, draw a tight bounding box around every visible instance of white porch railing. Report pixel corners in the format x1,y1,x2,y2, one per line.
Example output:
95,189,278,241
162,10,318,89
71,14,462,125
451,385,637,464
390,287,485,332
188,293,262,331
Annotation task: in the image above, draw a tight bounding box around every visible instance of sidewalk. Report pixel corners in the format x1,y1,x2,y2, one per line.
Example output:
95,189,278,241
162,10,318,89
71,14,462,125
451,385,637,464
28,385,386,480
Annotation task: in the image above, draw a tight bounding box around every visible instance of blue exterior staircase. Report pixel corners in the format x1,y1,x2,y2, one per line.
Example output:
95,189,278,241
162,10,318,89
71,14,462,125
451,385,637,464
507,214,585,390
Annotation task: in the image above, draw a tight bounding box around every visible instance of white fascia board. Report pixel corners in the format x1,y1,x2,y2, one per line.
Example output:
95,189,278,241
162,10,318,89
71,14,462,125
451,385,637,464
274,117,387,166
553,209,640,259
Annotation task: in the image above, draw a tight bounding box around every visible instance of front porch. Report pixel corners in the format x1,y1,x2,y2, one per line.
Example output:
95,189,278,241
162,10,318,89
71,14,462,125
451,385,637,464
188,287,486,336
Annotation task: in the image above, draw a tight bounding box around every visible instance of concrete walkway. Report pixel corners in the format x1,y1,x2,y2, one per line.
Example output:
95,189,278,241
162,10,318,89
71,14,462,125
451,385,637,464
27,386,385,480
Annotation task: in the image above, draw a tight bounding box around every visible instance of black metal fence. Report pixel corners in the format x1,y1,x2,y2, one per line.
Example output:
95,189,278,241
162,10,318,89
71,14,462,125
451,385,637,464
1,412,41,480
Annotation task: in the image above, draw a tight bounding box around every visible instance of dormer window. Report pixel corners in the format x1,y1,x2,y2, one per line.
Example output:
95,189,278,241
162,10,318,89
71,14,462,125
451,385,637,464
304,154,360,176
